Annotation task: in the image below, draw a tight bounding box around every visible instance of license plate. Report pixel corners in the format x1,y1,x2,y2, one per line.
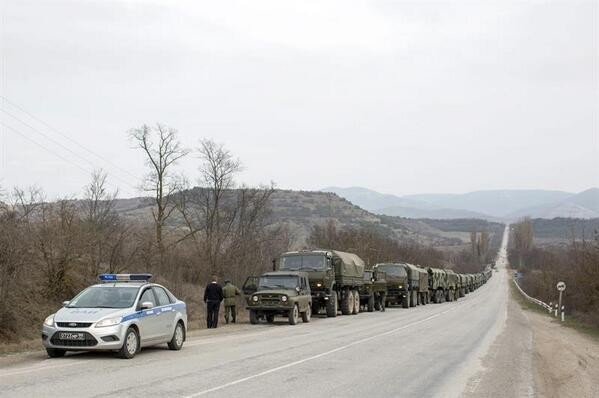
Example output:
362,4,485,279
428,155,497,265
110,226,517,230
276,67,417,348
59,332,85,340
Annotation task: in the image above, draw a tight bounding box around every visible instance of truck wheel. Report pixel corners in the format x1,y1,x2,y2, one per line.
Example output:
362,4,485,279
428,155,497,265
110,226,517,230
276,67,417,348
352,290,360,314
341,288,352,315
326,291,338,317
266,314,275,323
367,293,375,312
410,291,417,307
402,293,410,308
301,306,311,323
249,310,259,325
289,304,299,325
46,348,66,358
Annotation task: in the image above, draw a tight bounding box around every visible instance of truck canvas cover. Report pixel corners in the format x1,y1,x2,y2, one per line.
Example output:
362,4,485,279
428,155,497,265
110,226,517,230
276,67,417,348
331,250,365,279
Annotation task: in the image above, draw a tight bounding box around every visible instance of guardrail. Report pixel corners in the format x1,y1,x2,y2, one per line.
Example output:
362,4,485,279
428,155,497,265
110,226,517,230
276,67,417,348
512,279,552,311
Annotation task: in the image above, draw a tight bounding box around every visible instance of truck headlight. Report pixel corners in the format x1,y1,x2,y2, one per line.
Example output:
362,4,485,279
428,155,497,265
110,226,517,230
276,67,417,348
281,295,288,302
95,317,122,328
316,283,322,288
44,314,55,327
252,295,259,302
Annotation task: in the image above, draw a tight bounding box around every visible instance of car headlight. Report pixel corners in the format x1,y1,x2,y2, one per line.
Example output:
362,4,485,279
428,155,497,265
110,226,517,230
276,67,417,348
252,295,259,302
95,317,122,328
44,314,55,327
316,283,322,288
281,295,288,302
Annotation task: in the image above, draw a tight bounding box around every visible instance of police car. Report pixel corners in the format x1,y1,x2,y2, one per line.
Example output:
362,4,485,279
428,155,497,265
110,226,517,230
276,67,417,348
42,274,187,359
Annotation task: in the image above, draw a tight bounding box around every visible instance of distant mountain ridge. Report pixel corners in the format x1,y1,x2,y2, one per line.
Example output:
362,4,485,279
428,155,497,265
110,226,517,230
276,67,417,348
320,187,599,220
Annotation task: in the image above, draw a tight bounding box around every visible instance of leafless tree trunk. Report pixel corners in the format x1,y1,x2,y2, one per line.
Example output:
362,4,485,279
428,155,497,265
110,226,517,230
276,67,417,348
129,124,189,264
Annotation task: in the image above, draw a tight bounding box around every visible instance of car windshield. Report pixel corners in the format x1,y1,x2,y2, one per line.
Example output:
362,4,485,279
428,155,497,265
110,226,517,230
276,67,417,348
280,255,327,271
376,264,407,277
258,276,300,290
67,286,140,309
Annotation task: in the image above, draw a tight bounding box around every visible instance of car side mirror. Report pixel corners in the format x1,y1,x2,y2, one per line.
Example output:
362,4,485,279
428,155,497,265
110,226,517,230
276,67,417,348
140,301,153,310
62,301,70,307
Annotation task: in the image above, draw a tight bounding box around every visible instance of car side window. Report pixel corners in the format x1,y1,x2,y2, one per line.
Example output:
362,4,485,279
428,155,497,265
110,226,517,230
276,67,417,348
139,288,157,308
153,287,172,306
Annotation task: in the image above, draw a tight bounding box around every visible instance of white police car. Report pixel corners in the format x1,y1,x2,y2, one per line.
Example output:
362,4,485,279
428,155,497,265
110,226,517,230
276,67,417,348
42,274,187,359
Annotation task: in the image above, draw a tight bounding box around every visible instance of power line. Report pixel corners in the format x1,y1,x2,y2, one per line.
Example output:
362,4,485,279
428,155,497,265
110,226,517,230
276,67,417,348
1,121,97,178
0,95,142,182
0,107,139,191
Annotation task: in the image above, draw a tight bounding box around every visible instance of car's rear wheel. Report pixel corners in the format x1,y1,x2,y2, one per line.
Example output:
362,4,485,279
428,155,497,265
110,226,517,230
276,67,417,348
117,327,139,359
301,305,311,323
168,322,185,351
46,348,66,358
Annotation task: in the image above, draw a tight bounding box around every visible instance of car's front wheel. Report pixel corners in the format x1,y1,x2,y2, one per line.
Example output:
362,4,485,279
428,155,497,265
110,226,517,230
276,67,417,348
117,327,139,359
168,322,185,350
46,348,66,358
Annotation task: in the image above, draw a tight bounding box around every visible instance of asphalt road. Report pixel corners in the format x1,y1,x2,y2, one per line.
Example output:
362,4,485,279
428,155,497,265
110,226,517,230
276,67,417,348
0,227,516,398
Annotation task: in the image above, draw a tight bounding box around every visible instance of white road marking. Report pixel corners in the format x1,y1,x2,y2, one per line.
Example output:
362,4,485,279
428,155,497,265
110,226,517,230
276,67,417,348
183,307,458,397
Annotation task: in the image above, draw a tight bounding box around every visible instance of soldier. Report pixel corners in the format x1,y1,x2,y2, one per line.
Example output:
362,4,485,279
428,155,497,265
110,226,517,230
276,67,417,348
203,275,223,328
223,279,241,324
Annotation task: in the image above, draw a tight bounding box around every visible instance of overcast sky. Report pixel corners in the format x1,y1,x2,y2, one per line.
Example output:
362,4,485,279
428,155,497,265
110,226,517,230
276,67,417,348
0,0,597,199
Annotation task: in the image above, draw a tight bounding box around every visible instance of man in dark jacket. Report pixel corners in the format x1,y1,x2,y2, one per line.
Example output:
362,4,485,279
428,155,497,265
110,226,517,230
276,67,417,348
204,275,224,328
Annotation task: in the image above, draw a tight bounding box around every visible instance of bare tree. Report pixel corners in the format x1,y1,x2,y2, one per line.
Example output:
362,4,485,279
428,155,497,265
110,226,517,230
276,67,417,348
129,124,189,262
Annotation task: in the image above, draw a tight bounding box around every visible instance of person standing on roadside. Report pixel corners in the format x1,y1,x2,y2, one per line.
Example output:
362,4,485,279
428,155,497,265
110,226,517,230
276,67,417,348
204,275,223,328
223,279,242,324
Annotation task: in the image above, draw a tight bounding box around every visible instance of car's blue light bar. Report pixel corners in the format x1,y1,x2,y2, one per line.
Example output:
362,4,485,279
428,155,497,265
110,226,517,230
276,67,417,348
98,273,152,282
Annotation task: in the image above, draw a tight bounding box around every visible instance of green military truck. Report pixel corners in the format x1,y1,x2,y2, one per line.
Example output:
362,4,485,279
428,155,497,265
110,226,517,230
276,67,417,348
277,250,365,317
427,267,448,303
245,271,312,325
457,274,467,297
444,269,459,302
404,263,429,305
374,263,411,308
359,269,387,312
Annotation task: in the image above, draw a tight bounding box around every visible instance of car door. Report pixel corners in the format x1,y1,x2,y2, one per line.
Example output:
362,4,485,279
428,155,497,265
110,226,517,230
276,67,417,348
242,276,259,304
137,287,162,343
153,286,176,341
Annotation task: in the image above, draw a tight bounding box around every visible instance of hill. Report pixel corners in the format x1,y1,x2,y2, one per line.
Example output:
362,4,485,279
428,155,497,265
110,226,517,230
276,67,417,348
508,188,599,219
111,189,502,248
322,186,599,220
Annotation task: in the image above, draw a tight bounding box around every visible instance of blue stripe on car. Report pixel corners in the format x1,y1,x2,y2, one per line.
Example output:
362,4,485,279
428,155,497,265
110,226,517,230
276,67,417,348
121,302,186,323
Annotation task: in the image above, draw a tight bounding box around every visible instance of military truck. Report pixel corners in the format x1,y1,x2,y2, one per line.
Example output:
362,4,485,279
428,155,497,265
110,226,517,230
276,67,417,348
245,271,312,325
374,263,411,308
427,267,447,303
457,274,467,297
444,269,459,301
277,250,365,317
403,263,429,305
359,269,387,312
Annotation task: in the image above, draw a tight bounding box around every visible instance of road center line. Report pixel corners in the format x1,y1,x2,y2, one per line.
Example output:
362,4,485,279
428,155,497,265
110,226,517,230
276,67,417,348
183,307,458,398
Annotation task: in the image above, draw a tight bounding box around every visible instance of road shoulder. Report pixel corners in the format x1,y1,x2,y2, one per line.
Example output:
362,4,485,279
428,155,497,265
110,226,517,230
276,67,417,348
463,292,535,397
527,308,599,398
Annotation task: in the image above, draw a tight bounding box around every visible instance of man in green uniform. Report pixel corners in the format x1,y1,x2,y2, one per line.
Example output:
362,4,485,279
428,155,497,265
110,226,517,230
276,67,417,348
223,279,242,324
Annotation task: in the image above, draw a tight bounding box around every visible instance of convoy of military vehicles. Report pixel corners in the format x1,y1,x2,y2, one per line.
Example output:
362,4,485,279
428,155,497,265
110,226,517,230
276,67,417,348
244,249,494,325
